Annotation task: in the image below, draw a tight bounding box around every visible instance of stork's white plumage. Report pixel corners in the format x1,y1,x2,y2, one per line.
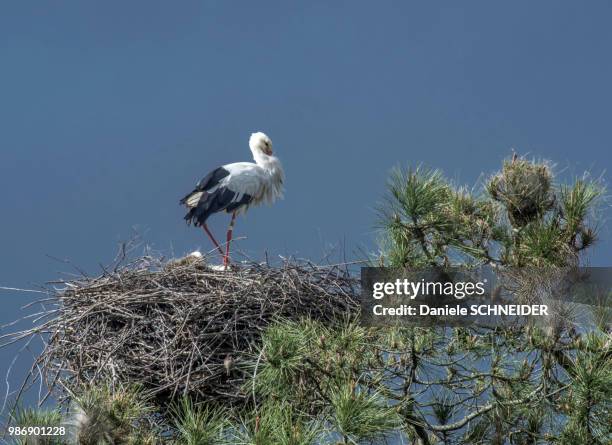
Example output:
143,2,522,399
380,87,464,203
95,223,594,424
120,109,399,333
180,132,284,267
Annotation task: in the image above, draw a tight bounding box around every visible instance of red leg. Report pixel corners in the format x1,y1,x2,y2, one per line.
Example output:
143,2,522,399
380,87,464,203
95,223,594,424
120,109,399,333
224,211,237,268
202,223,224,256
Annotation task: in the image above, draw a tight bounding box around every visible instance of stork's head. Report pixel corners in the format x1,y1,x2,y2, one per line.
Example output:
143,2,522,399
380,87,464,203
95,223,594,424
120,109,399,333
249,132,273,156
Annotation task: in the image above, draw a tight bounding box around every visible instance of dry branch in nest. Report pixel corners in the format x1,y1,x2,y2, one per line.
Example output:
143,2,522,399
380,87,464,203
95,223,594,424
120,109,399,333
3,254,360,408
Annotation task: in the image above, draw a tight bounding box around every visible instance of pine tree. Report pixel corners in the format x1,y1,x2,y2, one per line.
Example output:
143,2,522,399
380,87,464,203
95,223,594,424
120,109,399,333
247,156,610,444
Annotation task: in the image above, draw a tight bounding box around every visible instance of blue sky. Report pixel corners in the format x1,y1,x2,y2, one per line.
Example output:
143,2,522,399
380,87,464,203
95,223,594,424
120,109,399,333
1,1,611,411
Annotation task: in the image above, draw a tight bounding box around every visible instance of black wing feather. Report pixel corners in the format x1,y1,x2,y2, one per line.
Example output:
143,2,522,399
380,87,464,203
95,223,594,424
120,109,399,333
180,167,253,226
179,167,230,205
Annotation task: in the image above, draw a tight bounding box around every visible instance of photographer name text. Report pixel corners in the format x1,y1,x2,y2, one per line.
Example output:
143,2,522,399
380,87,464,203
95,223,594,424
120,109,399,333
373,304,549,316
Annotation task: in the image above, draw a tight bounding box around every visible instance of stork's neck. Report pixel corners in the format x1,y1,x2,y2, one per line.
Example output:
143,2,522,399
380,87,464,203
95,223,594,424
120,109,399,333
253,151,285,191
253,151,281,172
251,151,285,203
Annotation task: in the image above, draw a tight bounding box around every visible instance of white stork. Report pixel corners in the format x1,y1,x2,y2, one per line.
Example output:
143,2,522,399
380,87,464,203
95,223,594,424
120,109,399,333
180,132,284,267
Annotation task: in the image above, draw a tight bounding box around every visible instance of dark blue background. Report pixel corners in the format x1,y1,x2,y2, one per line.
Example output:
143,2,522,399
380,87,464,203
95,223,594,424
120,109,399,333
1,1,610,413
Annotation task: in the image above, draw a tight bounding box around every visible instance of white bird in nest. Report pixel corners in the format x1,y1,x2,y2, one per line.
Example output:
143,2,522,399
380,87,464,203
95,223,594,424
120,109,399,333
180,132,285,267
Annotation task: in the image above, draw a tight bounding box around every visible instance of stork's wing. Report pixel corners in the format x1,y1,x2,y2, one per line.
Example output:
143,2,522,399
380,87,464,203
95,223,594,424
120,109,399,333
180,163,262,227
179,166,230,206
223,162,265,197
195,167,230,192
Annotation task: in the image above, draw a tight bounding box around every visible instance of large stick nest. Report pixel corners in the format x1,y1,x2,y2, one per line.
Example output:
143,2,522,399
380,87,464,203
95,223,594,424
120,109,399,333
9,254,359,406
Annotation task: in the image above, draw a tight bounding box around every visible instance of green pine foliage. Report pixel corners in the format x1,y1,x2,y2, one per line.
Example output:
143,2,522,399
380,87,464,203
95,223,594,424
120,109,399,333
327,383,399,443
381,157,605,268
9,406,63,445
171,397,226,445
228,401,322,445
65,384,156,445
375,155,610,444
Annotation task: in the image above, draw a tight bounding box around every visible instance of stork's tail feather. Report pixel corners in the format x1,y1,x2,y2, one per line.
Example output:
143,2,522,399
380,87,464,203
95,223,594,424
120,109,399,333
182,201,210,227
184,207,210,227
